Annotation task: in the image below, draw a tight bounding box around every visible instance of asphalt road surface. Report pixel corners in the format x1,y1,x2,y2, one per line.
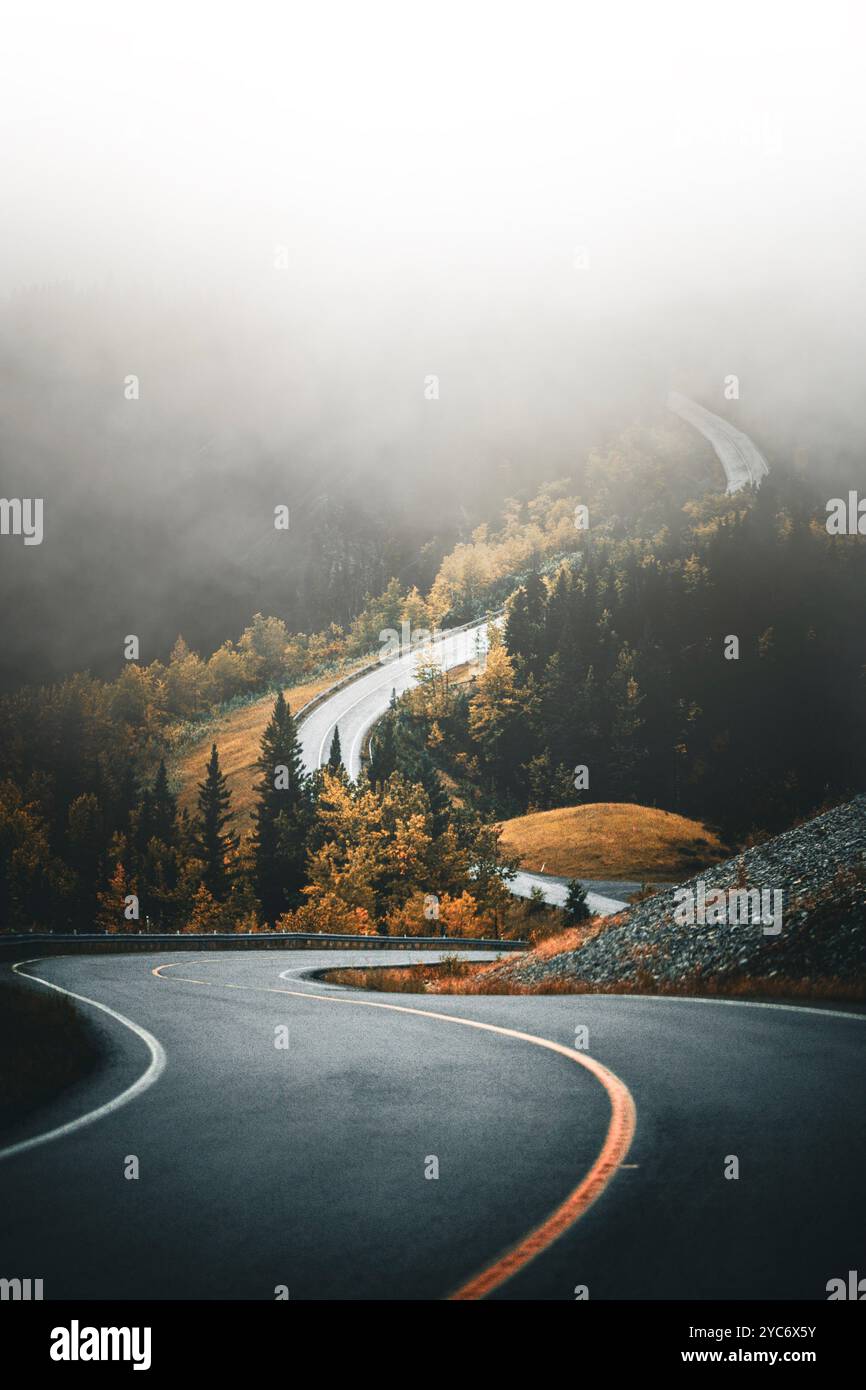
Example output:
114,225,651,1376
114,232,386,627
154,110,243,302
296,625,629,915
510,871,633,916
2,950,863,1301
668,391,770,493
298,623,491,783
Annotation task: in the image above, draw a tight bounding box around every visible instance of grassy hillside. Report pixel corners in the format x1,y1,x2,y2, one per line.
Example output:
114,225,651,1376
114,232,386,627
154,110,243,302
176,655,485,830
174,667,366,827
498,802,727,881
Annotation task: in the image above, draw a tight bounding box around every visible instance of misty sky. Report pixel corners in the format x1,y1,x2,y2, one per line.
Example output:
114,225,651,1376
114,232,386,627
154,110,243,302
1,3,863,303
1,1,865,684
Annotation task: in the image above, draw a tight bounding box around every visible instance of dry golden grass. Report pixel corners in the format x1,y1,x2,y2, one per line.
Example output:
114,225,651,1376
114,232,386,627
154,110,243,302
498,802,727,880
174,652,482,829
322,955,474,993
323,962,866,1003
526,917,609,958
174,667,367,827
449,964,866,1001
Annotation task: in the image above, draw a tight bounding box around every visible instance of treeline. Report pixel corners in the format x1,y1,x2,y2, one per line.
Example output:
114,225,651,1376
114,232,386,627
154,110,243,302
1,421,787,929
389,478,866,838
0,681,518,935
0,462,598,933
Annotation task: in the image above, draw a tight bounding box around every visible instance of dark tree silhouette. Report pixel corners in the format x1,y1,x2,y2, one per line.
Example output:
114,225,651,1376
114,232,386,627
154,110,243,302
195,743,236,901
327,725,343,771
251,694,311,924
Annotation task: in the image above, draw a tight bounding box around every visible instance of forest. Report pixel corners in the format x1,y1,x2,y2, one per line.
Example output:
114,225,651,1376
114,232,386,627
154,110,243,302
1,423,862,934
388,477,866,839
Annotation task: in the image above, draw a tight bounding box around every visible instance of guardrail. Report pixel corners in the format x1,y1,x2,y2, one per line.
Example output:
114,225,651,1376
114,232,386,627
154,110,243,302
2,612,513,957
0,931,528,959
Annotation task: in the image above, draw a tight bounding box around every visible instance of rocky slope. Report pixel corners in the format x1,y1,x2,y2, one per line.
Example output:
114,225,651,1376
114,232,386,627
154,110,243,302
493,797,866,994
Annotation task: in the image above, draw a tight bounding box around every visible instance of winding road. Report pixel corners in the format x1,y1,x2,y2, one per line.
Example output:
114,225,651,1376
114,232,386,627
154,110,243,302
2,949,863,1300
298,394,769,918
1,405,821,1303
298,623,490,784
296,629,629,917
668,391,770,493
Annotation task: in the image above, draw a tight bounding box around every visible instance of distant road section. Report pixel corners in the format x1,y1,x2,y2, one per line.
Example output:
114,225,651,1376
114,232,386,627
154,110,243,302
668,391,769,493
297,623,628,916
511,870,630,918
298,623,491,782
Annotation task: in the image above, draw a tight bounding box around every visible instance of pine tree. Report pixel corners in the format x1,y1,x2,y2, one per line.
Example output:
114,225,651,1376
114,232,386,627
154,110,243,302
251,693,311,924
401,745,450,838
195,743,236,901
152,759,177,846
504,572,547,676
327,724,343,771
608,648,649,800
133,786,154,861
112,761,138,833
563,879,590,926
367,714,397,787
183,882,224,933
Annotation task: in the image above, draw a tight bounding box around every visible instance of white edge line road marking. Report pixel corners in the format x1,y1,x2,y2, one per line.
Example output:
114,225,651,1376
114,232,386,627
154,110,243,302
314,629,477,772
0,958,167,1164
3,949,860,1171
605,992,866,1024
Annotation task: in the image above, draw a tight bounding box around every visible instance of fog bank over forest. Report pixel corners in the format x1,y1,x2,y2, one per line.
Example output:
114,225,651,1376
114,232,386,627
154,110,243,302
1,1,864,686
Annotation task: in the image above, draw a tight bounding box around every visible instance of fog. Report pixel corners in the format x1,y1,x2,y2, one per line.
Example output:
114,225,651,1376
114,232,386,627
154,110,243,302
1,0,864,685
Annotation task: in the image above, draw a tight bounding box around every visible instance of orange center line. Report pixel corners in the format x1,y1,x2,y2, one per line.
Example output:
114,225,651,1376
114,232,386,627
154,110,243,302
151,960,637,1299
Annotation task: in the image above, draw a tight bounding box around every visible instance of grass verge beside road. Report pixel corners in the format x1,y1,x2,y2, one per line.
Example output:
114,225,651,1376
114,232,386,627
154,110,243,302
0,974,103,1134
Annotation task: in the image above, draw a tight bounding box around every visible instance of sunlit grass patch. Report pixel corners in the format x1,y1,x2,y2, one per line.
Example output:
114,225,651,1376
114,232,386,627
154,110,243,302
498,802,727,880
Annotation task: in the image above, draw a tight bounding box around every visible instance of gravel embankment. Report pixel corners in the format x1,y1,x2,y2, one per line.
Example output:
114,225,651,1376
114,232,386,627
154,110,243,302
492,797,866,992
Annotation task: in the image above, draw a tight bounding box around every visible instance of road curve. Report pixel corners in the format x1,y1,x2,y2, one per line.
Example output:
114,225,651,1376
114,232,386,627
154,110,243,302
298,624,490,783
1,950,863,1300
510,870,634,917
668,390,770,493
296,628,627,916
298,395,771,914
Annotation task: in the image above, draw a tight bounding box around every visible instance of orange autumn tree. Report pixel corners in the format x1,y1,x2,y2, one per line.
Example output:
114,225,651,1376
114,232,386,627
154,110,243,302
182,882,223,933
384,889,490,938
95,861,138,933
277,770,435,933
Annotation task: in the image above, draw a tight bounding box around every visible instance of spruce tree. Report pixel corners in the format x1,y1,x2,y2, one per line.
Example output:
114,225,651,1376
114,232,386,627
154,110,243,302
563,879,590,926
152,759,178,846
133,786,154,860
401,744,450,838
327,724,343,771
251,693,311,924
195,743,236,901
367,714,397,787
113,761,139,833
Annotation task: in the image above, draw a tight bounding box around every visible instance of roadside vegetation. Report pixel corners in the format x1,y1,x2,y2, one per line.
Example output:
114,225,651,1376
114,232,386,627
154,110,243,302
1,421,862,938
319,959,866,1003
0,975,103,1132
384,475,866,844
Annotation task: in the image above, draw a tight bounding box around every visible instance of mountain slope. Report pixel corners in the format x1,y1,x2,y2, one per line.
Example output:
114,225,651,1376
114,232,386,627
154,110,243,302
491,797,866,996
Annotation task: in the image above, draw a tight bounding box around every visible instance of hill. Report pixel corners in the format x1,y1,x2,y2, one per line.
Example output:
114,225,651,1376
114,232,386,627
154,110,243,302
488,797,866,999
497,802,727,881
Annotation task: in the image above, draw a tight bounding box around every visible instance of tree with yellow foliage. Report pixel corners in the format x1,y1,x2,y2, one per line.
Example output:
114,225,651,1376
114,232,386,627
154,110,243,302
95,861,137,933
182,882,223,933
